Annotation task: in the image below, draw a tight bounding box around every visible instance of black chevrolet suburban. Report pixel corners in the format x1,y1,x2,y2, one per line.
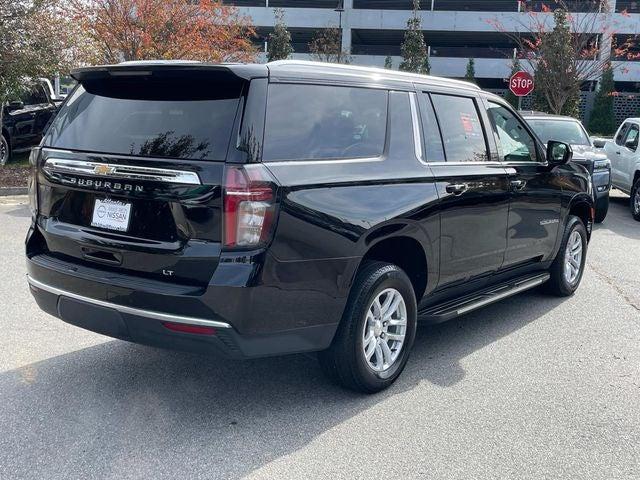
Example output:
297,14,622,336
26,60,594,392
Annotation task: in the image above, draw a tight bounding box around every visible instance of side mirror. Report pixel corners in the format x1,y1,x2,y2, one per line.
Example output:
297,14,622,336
547,140,573,166
6,101,24,112
592,138,606,148
625,138,638,151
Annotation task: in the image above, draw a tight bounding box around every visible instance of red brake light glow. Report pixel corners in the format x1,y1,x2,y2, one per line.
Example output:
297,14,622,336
162,322,217,336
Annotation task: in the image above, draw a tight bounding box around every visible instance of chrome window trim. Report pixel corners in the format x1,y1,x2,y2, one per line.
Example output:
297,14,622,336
502,160,548,167
262,156,384,166
425,161,505,167
43,158,201,185
409,92,425,165
27,275,232,329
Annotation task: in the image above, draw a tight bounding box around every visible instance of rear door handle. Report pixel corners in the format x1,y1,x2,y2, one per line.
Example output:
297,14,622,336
510,179,526,190
445,183,468,195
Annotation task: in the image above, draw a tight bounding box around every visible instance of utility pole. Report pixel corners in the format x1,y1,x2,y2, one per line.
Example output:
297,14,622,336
335,1,345,63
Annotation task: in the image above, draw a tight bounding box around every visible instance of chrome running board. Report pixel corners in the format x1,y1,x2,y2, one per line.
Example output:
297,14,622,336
419,272,550,323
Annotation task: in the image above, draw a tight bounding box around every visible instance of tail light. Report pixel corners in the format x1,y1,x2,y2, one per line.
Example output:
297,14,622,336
223,164,278,248
28,148,40,217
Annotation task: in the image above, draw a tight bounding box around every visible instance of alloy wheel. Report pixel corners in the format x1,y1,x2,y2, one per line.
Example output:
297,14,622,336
563,230,583,284
362,288,407,372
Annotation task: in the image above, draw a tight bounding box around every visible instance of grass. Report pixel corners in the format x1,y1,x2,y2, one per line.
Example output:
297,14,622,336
0,152,30,188
4,152,30,168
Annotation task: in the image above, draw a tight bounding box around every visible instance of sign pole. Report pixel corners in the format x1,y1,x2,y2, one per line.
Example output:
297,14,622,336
518,96,522,111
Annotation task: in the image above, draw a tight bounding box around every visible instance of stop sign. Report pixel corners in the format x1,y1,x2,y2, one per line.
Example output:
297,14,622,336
509,71,534,97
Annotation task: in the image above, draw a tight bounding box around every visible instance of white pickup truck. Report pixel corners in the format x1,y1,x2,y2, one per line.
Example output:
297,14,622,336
604,119,640,221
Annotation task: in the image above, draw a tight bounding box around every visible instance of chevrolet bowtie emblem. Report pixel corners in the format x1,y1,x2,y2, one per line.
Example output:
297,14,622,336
93,164,116,175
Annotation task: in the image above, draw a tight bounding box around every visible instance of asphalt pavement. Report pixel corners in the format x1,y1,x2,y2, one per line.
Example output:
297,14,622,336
0,192,638,480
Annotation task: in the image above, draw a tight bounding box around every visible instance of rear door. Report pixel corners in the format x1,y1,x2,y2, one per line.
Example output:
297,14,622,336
483,98,561,268
618,123,639,191
7,88,41,149
607,122,631,190
31,83,57,140
35,68,255,287
422,91,511,288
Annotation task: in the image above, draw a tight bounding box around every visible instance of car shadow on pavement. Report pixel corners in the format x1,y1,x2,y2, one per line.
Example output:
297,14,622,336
594,194,640,241
2,204,30,218
0,289,564,479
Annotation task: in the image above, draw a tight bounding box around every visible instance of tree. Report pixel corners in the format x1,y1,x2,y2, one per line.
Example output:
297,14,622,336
588,65,616,135
267,8,293,62
70,0,257,63
490,1,634,116
384,55,393,69
0,0,93,164
0,0,88,100
400,0,430,74
531,9,579,116
309,27,349,63
465,58,476,83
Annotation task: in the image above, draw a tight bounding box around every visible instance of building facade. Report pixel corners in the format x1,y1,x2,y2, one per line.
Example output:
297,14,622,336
228,0,640,122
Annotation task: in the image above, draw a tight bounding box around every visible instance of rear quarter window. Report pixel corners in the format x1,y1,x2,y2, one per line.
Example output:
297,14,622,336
262,84,388,162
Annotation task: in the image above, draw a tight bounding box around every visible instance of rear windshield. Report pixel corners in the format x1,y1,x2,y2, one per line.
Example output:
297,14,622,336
43,77,242,160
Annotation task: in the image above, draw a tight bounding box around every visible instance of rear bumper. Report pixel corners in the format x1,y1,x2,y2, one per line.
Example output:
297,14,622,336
27,274,337,359
25,248,351,358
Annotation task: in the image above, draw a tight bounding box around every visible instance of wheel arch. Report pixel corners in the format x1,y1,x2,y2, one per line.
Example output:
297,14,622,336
354,233,430,302
567,194,594,239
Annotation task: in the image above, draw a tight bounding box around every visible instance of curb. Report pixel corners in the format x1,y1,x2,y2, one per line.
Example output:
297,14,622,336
0,187,28,196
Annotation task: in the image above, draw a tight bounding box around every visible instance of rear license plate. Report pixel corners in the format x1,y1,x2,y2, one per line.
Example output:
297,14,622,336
91,198,132,232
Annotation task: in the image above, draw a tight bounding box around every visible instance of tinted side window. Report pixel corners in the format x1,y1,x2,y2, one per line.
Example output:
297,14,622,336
431,94,488,162
418,93,445,162
486,102,536,162
263,84,388,161
624,124,639,150
616,123,630,146
22,86,48,105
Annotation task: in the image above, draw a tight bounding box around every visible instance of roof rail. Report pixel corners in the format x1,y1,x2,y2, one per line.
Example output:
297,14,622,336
267,60,481,90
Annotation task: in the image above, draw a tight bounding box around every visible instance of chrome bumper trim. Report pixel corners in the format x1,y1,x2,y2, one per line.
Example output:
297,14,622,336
26,275,232,329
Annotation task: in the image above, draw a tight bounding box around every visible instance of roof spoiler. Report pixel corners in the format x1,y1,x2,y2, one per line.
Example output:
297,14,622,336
71,62,267,83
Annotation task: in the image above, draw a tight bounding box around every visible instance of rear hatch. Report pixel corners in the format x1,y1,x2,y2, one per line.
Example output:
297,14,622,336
30,63,261,287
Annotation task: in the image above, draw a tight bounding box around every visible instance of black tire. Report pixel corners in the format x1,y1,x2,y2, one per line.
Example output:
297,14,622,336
318,261,417,393
631,177,640,222
546,215,588,297
0,133,9,166
594,195,609,223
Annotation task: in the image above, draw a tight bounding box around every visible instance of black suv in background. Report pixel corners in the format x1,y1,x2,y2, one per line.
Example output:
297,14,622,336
522,112,611,223
1,79,60,165
26,61,593,392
